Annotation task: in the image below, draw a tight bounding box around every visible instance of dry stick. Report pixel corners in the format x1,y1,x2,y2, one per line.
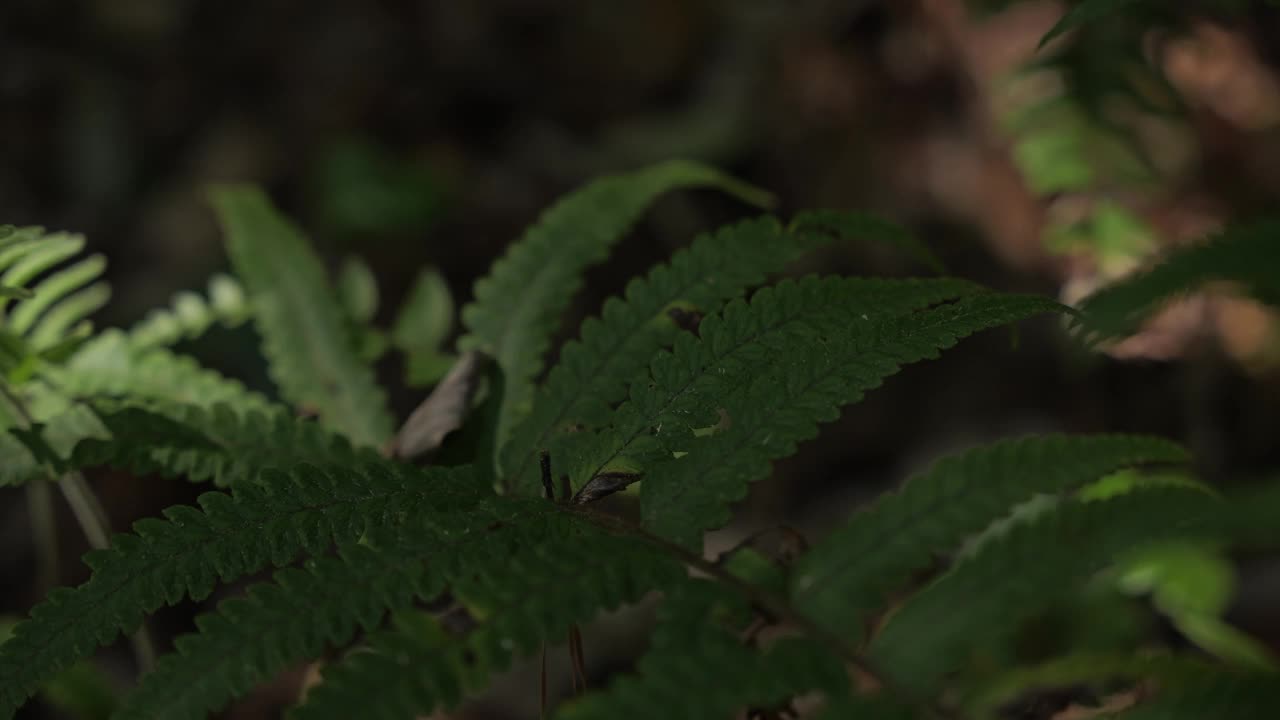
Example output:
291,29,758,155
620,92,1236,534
567,507,964,720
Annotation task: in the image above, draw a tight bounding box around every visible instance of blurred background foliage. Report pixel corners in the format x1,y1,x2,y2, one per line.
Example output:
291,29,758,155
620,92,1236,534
4,0,1280,717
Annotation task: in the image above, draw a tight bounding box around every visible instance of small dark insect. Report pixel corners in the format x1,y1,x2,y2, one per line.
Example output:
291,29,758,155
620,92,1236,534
667,306,705,335
571,471,642,505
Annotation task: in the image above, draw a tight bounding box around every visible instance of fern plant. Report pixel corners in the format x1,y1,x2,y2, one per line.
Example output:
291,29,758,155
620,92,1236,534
2,160,1279,720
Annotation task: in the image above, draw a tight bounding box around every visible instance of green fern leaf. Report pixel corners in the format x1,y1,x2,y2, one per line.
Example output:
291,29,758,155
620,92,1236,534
0,462,481,716
2,319,303,487
115,551,422,720
558,581,845,720
335,256,379,324
114,545,441,720
458,160,772,457
965,652,1223,718
292,611,476,720
0,618,118,720
210,186,394,446
868,486,1223,695
639,292,1069,547
791,435,1190,645
500,216,831,494
114,494,545,720
789,210,946,274
291,512,684,720
53,331,276,413
1110,672,1280,719
391,266,455,387
0,228,110,353
67,401,377,487
1039,0,1148,48
127,274,249,350
1077,219,1280,339
0,389,109,486
564,276,988,497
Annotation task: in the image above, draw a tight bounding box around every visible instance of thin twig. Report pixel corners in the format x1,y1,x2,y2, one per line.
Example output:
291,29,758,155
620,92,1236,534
57,472,111,550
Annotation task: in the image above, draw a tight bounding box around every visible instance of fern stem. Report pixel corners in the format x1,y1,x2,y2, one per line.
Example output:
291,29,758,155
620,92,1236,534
568,507,962,720
3,381,61,592
25,480,58,593
56,472,157,674
2,376,160,675
57,473,110,550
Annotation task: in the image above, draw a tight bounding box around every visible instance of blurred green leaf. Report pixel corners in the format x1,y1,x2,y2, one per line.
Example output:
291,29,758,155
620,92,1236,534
1039,0,1147,48
1176,615,1278,671
404,350,456,388
1079,469,1214,502
0,286,34,300
0,618,118,719
1115,541,1277,670
337,256,380,324
722,547,787,596
314,138,444,237
392,267,452,352
393,267,455,387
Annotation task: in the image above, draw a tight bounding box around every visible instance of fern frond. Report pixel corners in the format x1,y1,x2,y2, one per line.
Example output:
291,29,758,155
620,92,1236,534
0,462,481,716
1039,0,1149,48
291,511,684,720
116,495,552,720
1110,671,1280,719
0,617,119,720
0,227,109,353
564,276,988,496
500,216,829,494
52,330,276,413
791,435,1189,645
114,545,442,720
127,274,249,350
868,486,1222,695
67,401,377,487
789,210,946,274
965,651,1222,718
335,256,379,324
391,266,454,387
458,160,772,456
1077,219,1280,339
1,399,108,487
1,331,284,486
639,292,1070,547
210,186,394,446
559,581,846,720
